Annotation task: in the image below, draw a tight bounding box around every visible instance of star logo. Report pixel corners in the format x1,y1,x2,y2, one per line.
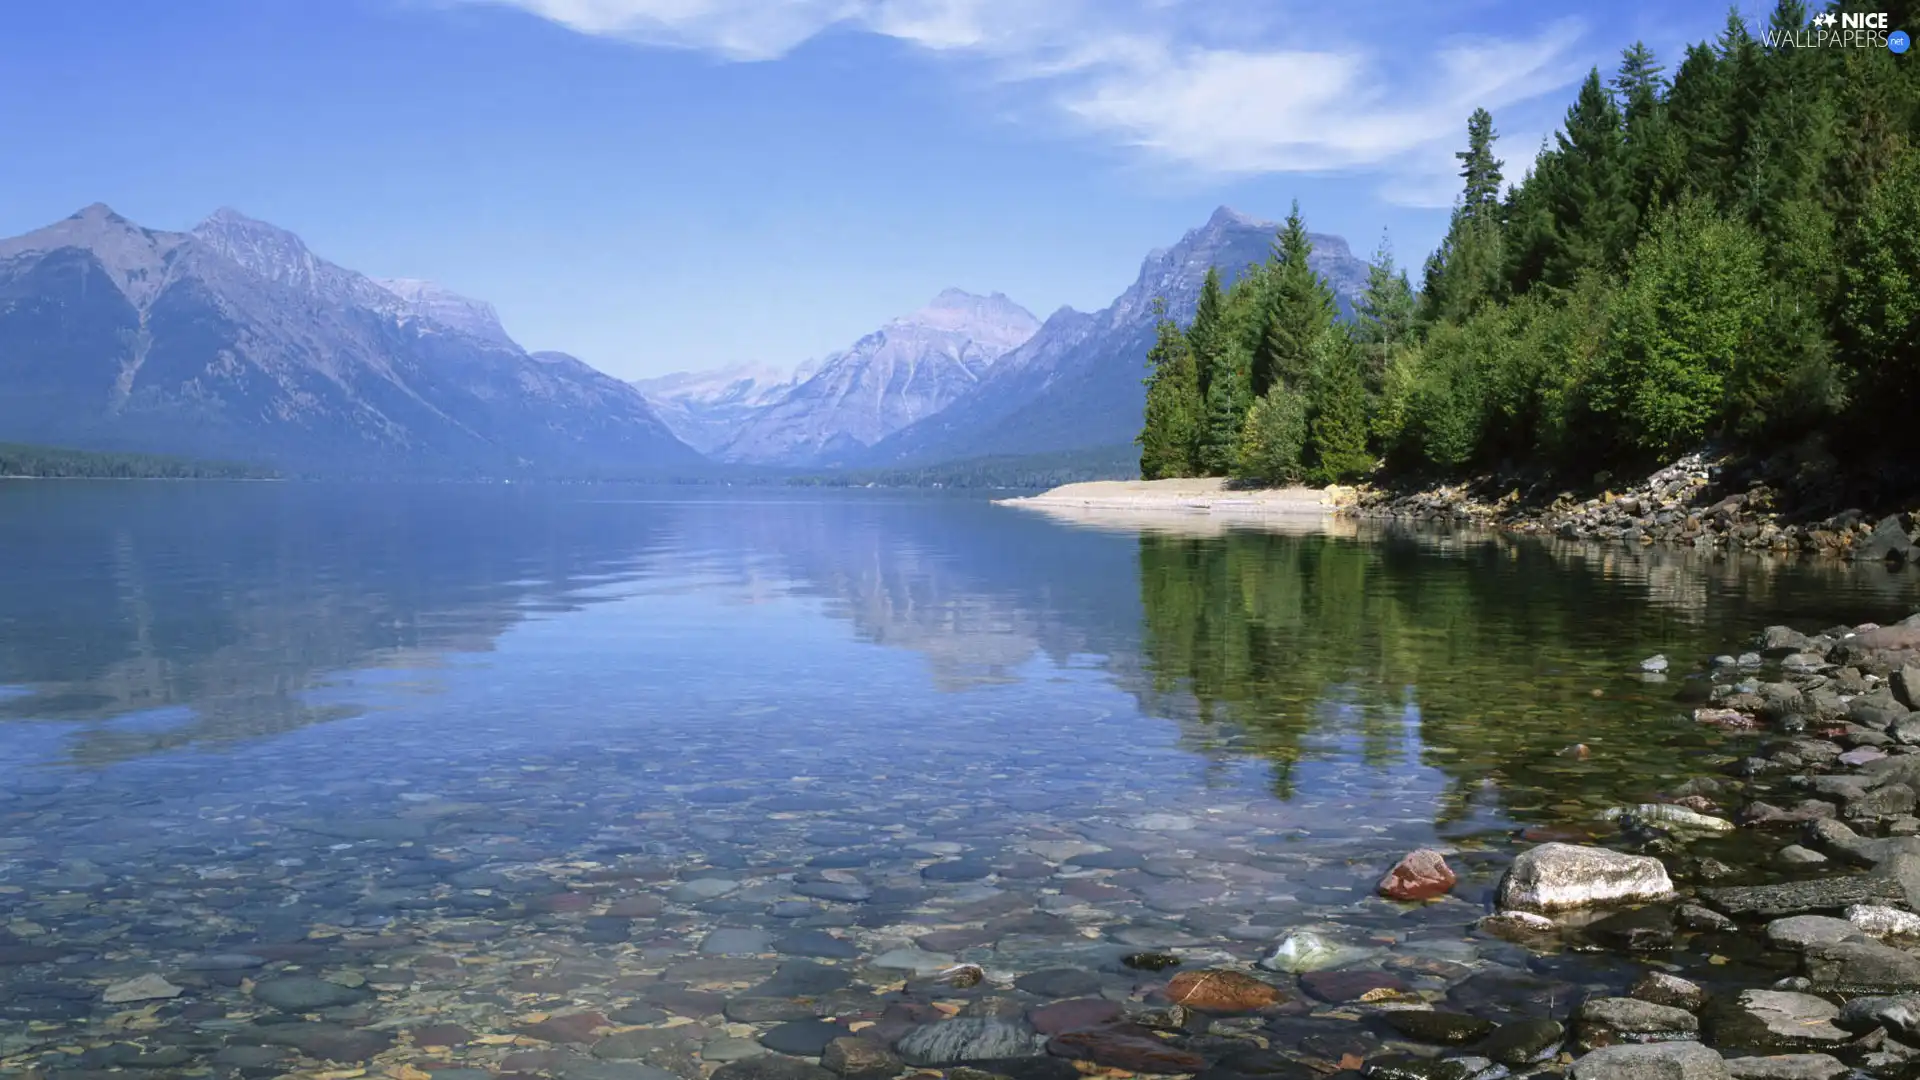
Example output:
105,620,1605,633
1813,11,1838,26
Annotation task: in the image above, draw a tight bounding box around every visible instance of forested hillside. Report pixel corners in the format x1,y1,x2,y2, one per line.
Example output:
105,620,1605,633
1140,1,1920,503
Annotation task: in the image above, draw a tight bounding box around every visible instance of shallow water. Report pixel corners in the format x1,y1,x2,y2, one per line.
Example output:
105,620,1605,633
0,481,1916,1076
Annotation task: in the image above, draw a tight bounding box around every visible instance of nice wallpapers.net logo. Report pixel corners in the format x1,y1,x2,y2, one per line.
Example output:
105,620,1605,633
1771,11,1911,51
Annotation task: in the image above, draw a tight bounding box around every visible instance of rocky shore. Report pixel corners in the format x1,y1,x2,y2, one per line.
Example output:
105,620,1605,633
1349,453,1919,564
8,615,1920,1080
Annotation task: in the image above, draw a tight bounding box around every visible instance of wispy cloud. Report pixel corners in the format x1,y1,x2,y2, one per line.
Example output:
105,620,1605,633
442,0,1596,206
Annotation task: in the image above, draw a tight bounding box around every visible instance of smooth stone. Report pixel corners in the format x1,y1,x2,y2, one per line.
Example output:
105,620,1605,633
1497,844,1675,913
820,1037,903,1080
702,1037,765,1064
726,998,818,1023
1630,973,1707,1013
1776,847,1827,867
894,1018,1047,1066
1385,1012,1498,1045
1835,994,1920,1039
1014,968,1102,999
759,1019,848,1056
1846,904,1920,938
1261,930,1378,973
702,929,774,955
922,861,993,882
711,1058,836,1080
1027,998,1124,1036
1574,998,1699,1051
102,974,184,1004
250,1023,395,1063
1067,850,1145,870
1764,916,1864,951
1476,1020,1566,1066
770,901,818,918
1300,970,1409,1003
1709,991,1849,1051
749,961,854,998
1802,939,1920,991
1569,1043,1731,1080
1586,907,1676,952
251,976,370,1011
869,948,954,975
775,931,859,959
1721,1056,1847,1080
1045,1025,1207,1074
794,882,873,903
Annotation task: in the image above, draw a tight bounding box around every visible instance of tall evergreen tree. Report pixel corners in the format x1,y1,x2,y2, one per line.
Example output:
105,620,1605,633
1138,299,1202,479
1198,345,1252,476
1354,233,1415,393
1457,108,1505,217
1305,329,1374,484
1252,202,1338,397
1188,266,1228,402
1544,68,1633,287
1612,42,1671,230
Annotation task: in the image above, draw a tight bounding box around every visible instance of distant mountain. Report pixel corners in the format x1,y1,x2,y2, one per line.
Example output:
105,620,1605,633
714,289,1040,466
632,363,806,457
0,204,702,474
855,207,1371,467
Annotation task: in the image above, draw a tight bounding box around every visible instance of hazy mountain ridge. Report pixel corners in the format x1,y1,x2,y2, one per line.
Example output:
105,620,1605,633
715,288,1040,466
0,204,700,474
853,206,1371,467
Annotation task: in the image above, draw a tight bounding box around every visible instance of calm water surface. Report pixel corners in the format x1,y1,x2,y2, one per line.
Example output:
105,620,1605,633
1,482,1917,1075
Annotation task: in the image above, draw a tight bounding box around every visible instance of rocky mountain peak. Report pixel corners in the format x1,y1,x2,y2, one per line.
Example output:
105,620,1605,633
377,277,519,349
891,289,1041,347
188,208,400,313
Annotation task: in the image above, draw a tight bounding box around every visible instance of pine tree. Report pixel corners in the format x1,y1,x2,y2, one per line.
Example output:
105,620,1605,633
1189,266,1228,403
1198,345,1252,476
1305,328,1373,484
1252,202,1338,397
1545,68,1633,287
1138,299,1201,479
1353,233,1415,394
1457,108,1505,217
1612,42,1671,232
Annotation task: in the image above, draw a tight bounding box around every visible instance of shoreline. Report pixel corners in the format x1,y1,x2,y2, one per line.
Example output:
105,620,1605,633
994,477,1356,516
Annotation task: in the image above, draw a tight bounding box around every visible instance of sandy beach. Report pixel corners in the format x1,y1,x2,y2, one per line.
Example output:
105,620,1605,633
993,477,1358,535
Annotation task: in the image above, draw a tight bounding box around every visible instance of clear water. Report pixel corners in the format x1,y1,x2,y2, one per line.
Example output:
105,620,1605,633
0,481,1916,1076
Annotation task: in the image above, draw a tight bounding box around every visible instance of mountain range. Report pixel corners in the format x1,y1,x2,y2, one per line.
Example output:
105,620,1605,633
640,207,1371,470
0,204,1372,477
0,204,699,475
639,289,1040,466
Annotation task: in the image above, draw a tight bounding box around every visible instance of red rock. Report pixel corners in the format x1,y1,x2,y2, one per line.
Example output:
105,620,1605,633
1377,849,1457,902
1047,1026,1207,1074
518,1011,610,1043
1028,998,1124,1036
1299,970,1410,1003
1669,795,1719,814
1163,969,1283,1012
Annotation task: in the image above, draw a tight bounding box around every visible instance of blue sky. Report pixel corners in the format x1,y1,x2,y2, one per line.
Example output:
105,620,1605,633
2,0,1730,379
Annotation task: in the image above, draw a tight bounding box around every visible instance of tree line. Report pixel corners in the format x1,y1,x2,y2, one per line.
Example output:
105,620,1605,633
0,442,276,480
1140,1,1920,488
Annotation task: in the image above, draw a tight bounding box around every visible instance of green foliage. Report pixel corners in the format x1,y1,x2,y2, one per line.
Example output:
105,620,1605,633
1840,148,1920,427
1197,343,1253,476
1139,304,1202,480
0,443,275,480
1252,202,1339,397
1305,329,1373,483
1591,198,1767,455
1353,235,1416,395
1232,383,1309,486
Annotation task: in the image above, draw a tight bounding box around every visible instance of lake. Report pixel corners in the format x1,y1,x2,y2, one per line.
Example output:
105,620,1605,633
2,481,1917,1077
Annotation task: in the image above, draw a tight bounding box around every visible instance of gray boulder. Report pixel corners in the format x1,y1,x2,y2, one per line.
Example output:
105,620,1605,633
1497,844,1675,913
1570,1042,1730,1080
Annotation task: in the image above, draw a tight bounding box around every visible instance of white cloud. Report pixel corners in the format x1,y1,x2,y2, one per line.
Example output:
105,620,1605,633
444,0,1598,206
